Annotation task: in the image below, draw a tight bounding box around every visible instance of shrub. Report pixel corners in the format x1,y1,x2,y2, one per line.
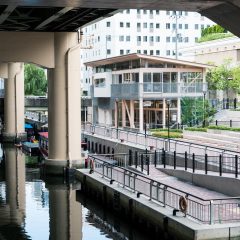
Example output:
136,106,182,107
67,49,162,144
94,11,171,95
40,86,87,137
150,128,183,133
151,131,183,138
184,127,207,132
208,125,240,131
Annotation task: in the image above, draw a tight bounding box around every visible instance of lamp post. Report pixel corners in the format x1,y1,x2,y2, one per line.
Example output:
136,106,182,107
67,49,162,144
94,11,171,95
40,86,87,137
166,99,171,149
203,90,206,127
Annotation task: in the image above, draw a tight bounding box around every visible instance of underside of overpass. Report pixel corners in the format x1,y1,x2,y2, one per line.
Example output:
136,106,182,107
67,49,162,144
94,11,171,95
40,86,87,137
0,1,239,37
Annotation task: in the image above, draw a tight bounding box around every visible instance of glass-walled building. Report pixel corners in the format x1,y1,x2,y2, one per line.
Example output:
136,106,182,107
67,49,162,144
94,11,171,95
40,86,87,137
86,54,210,131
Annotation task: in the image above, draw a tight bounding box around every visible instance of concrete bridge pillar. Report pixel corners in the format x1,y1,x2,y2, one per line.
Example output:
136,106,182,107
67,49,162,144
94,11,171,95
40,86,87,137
2,63,26,142
46,32,82,174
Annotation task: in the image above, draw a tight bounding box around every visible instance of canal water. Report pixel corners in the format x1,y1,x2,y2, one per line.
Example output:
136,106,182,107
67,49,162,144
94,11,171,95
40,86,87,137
0,144,169,240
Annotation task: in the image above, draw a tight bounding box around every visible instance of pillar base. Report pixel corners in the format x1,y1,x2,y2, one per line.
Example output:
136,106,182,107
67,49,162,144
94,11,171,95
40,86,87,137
44,159,84,175
1,132,27,143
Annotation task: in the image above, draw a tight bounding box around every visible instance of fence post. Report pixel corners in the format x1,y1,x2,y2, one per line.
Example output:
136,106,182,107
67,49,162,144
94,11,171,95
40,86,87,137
123,170,126,188
185,151,187,171
147,156,150,175
234,98,237,109
129,149,132,166
162,148,166,168
210,200,214,224
205,154,208,174
192,153,195,173
174,151,176,169
219,154,222,176
135,151,138,169
154,150,157,167
215,120,218,126
141,154,143,172
230,120,232,128
149,180,153,200
235,155,238,178
163,186,167,207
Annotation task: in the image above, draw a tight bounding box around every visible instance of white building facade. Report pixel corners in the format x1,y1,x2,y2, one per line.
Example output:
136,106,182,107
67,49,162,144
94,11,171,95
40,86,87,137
81,9,214,96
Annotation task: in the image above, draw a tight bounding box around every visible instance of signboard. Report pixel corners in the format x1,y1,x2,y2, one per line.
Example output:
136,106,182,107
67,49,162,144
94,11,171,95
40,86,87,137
143,101,152,107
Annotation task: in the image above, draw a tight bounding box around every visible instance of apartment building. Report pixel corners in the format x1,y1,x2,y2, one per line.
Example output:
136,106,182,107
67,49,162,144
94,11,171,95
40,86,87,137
81,9,214,96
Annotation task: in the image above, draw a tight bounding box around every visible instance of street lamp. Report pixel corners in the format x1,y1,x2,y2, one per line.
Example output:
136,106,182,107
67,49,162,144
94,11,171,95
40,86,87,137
166,99,171,143
202,90,206,127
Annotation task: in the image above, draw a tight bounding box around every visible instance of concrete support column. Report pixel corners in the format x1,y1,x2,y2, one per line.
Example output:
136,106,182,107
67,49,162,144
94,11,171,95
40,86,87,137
3,63,26,142
139,98,144,132
122,100,126,127
46,32,81,174
162,98,166,128
130,100,135,128
115,101,118,128
177,97,181,124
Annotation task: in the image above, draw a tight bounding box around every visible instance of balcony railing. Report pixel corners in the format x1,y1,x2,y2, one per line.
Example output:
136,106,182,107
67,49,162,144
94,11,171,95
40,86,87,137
111,83,139,99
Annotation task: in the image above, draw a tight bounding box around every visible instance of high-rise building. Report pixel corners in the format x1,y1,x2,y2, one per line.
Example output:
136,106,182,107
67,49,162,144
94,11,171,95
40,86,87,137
81,9,214,96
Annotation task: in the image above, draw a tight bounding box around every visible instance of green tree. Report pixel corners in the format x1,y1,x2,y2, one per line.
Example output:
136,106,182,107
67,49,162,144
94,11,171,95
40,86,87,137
24,64,47,96
230,66,240,93
206,59,232,97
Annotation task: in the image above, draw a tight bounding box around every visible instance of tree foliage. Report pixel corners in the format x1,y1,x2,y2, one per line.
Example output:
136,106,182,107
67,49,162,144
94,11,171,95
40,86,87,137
206,59,240,94
24,64,47,96
201,24,227,37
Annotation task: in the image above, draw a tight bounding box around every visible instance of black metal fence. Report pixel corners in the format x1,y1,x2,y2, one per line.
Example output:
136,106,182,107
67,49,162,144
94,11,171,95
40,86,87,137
87,154,240,224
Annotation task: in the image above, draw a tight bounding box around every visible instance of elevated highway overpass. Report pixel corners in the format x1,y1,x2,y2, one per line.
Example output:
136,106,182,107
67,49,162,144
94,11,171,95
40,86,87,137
0,0,239,174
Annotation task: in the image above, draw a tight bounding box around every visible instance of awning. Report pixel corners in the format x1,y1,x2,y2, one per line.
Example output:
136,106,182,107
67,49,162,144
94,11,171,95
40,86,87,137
25,123,33,129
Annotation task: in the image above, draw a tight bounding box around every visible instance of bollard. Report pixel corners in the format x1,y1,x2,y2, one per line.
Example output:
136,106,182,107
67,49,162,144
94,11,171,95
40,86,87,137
162,149,166,168
215,120,218,126
230,120,232,128
129,149,132,166
135,151,138,168
154,150,157,167
141,154,143,172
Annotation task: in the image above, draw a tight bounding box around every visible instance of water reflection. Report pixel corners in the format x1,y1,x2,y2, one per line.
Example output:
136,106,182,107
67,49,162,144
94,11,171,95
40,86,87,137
1,144,147,240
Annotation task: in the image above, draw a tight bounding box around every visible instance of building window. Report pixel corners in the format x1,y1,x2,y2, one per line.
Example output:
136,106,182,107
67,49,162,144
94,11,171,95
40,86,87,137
149,10,153,15
137,36,141,42
150,50,154,55
126,36,131,41
120,49,124,55
156,10,159,15
166,11,170,15
126,22,130,28
184,37,189,42
156,36,160,42
172,37,176,42
179,24,182,29
150,36,154,42
185,24,188,29
106,22,110,27
143,36,147,42
137,9,141,14
172,23,176,29
143,22,147,28
120,22,124,27
143,50,147,54
156,50,160,55
195,37,198,42
195,24,198,30
126,50,130,54
201,24,204,29
143,10,147,14
166,50,170,56
166,23,170,29
106,35,111,41
137,50,141,53
107,49,111,55
166,36,170,42
185,11,188,16
98,36,100,42
119,35,124,41
126,9,130,14
150,23,154,29
156,23,160,28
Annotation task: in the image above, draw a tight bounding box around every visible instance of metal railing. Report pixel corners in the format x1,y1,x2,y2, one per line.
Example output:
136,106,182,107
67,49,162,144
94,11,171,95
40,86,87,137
83,123,240,159
210,120,240,128
87,154,240,224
